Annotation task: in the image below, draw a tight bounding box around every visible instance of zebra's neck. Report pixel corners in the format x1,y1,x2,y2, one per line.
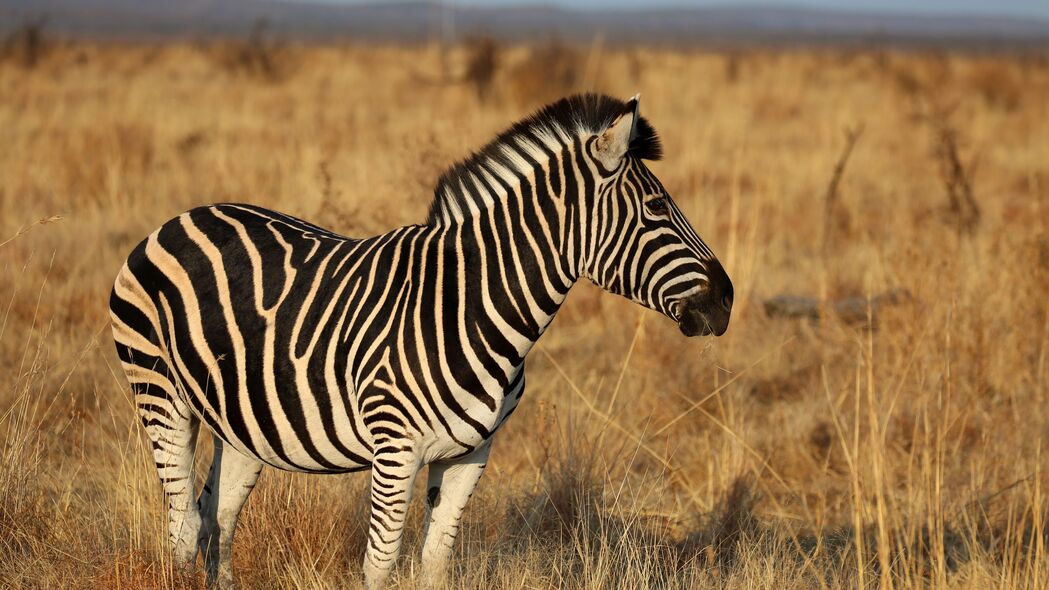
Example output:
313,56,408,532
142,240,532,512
428,123,575,224
439,173,578,358
428,126,582,281
423,135,586,362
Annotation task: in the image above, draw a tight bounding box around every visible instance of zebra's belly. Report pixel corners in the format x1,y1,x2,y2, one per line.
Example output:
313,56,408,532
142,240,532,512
177,350,510,471
184,380,375,474
220,418,374,474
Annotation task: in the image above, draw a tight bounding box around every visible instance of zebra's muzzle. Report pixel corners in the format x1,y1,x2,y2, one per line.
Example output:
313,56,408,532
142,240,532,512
672,259,733,337
674,292,731,337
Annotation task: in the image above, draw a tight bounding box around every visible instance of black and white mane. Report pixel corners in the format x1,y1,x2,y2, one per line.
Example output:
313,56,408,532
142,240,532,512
427,93,662,225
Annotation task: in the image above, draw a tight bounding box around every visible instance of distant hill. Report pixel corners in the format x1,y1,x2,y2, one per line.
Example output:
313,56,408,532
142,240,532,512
3,0,1049,47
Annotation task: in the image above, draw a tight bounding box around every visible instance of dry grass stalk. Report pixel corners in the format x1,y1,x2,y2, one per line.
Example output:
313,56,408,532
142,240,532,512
538,346,709,511
0,216,63,250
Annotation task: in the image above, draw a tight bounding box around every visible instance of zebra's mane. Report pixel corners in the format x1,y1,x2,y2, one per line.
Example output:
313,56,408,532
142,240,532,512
426,93,662,225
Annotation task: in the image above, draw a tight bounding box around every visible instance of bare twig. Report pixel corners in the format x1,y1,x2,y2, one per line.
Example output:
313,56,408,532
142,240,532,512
245,18,276,79
822,124,864,254
960,473,1034,516
922,105,980,234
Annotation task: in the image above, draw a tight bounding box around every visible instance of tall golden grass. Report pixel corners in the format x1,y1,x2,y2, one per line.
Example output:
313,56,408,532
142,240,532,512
1,39,1047,589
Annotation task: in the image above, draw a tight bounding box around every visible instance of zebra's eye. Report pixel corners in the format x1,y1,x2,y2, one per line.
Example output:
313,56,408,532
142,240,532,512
645,197,668,214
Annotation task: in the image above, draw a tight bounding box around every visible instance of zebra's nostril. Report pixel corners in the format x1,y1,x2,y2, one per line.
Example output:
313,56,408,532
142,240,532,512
722,296,732,311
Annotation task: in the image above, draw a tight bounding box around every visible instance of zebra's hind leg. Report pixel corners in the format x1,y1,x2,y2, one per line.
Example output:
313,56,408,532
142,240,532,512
362,445,421,590
197,438,263,590
419,443,491,587
133,379,203,568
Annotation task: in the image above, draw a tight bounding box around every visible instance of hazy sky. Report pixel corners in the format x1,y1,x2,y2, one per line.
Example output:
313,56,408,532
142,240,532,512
292,1,1049,19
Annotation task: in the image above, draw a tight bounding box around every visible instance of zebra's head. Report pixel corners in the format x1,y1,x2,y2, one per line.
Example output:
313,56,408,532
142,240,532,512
579,95,733,337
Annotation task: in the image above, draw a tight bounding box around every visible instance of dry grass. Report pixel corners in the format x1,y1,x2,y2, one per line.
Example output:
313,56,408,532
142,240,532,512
1,41,1048,589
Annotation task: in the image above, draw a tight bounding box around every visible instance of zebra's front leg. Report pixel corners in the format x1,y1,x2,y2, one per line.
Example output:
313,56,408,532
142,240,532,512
419,443,491,587
363,446,421,590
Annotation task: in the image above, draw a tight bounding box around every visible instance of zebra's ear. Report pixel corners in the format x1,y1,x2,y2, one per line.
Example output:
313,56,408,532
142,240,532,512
627,94,641,142
594,94,640,170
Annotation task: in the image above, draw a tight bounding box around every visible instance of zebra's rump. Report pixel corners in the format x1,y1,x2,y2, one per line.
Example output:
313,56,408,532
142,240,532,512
110,203,383,473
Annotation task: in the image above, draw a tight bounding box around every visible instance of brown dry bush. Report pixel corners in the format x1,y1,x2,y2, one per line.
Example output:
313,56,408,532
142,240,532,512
1,17,50,68
505,40,588,108
930,111,982,234
463,36,500,102
207,19,297,82
965,60,1024,111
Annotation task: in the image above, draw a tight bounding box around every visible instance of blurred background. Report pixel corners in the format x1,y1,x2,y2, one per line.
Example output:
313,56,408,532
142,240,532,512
1,1,1048,589
4,0,1049,44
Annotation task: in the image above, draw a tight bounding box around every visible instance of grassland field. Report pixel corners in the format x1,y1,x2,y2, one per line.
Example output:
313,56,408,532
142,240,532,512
1,38,1048,589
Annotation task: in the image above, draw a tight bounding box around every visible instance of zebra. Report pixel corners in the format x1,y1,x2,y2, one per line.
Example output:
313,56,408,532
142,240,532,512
109,93,733,589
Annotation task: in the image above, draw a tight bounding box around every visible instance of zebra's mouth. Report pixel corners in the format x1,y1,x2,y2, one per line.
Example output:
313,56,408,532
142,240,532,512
678,308,717,337
670,295,730,337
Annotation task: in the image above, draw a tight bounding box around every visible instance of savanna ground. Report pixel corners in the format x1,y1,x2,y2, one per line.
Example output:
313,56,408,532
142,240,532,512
1,33,1048,589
